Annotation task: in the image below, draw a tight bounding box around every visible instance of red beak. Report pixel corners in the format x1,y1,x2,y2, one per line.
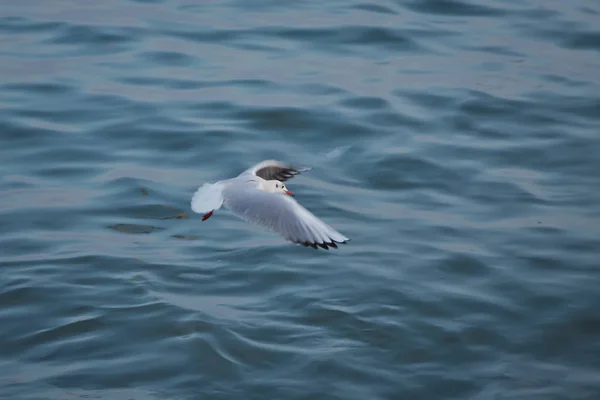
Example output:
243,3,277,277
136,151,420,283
284,190,294,197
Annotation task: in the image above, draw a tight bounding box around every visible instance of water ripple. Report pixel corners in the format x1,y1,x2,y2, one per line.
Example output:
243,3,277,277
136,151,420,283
1,0,600,399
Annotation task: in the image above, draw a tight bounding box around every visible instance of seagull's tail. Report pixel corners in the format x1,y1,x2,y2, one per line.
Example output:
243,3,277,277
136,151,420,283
191,183,224,214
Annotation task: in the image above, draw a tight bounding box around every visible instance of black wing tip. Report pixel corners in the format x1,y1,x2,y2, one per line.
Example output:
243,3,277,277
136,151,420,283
294,238,348,250
257,164,310,182
283,166,310,178
317,243,329,250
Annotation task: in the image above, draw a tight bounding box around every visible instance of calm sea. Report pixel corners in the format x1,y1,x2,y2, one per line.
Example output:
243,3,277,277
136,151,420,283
1,0,599,399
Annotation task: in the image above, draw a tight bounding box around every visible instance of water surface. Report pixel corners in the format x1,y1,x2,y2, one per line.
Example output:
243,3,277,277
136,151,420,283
1,0,600,399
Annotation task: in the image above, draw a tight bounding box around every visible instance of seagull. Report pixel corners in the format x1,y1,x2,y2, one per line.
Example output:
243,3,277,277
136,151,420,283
190,160,349,250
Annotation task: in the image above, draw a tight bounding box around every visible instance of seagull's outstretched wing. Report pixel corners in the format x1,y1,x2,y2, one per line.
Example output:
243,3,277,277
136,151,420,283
191,182,224,214
242,160,309,182
223,185,348,250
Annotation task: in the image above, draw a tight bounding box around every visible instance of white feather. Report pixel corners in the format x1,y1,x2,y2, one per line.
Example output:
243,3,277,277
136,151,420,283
191,183,223,214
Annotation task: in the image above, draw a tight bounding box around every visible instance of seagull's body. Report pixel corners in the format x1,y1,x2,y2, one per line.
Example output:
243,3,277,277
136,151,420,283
191,160,349,250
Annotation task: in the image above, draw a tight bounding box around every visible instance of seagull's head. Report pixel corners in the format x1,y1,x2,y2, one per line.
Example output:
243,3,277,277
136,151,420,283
264,180,294,197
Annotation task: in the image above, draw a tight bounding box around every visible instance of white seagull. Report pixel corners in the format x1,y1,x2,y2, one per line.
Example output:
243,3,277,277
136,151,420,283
190,160,349,250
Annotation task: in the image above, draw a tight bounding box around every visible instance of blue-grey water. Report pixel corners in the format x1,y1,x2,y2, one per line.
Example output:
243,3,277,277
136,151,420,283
1,0,600,399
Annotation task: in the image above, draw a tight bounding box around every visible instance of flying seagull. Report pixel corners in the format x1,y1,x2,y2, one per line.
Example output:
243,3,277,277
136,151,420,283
190,160,349,250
